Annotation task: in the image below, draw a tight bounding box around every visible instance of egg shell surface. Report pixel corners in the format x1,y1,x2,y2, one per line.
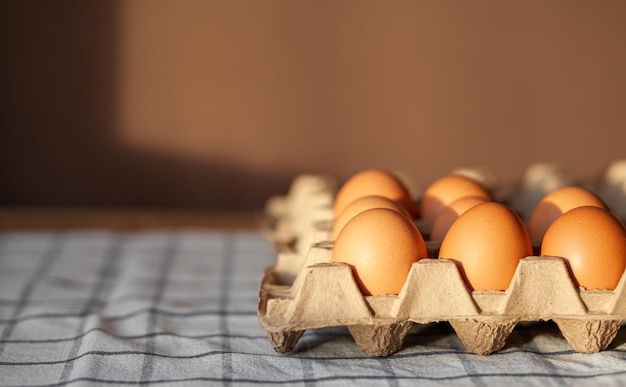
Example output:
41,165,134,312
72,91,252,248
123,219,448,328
438,202,533,291
528,186,608,241
333,169,416,219
331,208,427,296
420,175,493,222
332,195,410,240
541,206,626,290
430,196,491,242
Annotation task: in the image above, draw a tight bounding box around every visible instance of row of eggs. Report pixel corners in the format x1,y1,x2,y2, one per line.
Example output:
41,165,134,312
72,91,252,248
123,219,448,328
330,169,626,296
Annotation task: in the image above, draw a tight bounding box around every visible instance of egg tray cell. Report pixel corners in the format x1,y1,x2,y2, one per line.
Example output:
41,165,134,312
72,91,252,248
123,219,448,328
258,242,626,356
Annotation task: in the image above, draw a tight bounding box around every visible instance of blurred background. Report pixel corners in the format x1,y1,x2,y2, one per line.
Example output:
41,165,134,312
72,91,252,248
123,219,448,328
2,0,625,212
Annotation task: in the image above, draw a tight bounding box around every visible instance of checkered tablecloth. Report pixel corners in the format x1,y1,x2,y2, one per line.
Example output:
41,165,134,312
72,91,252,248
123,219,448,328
1,230,626,386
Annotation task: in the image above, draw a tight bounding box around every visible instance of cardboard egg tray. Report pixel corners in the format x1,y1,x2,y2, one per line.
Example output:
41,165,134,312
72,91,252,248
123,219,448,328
258,168,626,356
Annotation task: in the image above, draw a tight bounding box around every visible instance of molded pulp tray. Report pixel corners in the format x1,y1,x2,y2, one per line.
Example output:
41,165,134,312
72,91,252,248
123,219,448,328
258,173,626,356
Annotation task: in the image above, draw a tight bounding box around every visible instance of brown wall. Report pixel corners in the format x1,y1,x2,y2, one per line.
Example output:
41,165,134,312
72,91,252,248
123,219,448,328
2,1,626,210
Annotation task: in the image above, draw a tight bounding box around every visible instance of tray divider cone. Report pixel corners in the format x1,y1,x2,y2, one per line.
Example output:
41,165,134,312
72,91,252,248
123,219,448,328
607,268,626,315
286,263,373,326
502,257,588,317
396,259,480,320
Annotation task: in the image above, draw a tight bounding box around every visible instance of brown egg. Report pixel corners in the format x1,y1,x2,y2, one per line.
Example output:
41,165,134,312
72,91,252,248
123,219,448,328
420,175,493,222
332,208,427,296
333,169,416,219
528,186,608,241
332,195,410,240
430,196,490,242
541,206,626,290
438,202,533,291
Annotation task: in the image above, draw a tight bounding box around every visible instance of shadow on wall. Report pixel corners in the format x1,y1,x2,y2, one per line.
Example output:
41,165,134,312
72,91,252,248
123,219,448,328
0,1,293,210
2,1,626,210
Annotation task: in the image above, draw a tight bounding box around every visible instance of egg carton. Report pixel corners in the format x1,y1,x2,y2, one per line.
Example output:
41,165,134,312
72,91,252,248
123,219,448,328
258,164,626,356
262,174,337,254
258,241,626,356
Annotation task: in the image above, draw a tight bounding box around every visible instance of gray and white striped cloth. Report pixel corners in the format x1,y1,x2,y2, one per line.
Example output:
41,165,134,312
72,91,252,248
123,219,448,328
1,230,625,386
